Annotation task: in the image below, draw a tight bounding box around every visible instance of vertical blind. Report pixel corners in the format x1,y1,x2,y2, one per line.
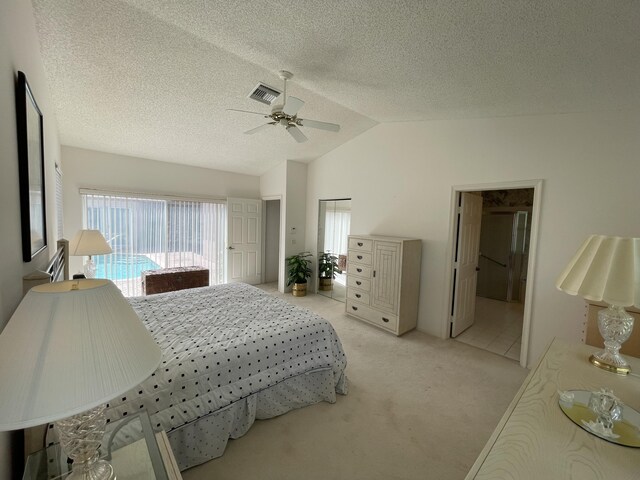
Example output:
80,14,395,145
324,210,351,255
55,163,64,240
82,192,226,296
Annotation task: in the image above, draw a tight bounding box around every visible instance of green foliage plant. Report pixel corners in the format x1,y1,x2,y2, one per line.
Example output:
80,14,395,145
286,251,313,286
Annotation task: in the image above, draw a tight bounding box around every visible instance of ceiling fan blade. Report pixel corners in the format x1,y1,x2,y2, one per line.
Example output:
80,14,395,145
286,125,308,143
227,108,269,117
244,122,276,135
282,96,305,116
297,118,341,132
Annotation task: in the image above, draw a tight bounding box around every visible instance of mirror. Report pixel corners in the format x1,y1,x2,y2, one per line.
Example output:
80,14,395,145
558,389,640,447
317,199,351,302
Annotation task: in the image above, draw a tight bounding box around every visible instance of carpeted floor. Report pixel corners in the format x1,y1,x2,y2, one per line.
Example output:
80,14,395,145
182,285,529,480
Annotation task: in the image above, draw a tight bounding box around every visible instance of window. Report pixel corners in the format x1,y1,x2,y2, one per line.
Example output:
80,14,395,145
55,163,64,239
82,192,226,296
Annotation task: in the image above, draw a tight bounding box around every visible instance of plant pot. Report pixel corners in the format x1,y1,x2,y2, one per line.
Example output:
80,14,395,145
318,277,333,291
292,282,307,297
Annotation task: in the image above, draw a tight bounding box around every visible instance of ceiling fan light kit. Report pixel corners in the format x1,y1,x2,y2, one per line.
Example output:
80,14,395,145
228,70,341,143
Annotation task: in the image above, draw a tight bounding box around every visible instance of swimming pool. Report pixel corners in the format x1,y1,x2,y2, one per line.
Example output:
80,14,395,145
95,254,161,280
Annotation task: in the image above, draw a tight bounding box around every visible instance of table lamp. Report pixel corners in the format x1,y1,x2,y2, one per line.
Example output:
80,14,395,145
556,235,640,375
0,279,162,479
70,230,112,278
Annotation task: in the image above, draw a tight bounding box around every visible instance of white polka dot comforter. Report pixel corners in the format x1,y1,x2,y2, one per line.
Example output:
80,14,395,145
104,283,348,446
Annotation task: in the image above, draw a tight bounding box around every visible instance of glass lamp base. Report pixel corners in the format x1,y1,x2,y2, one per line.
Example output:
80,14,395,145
589,304,634,376
84,257,97,278
55,405,114,480
67,459,114,480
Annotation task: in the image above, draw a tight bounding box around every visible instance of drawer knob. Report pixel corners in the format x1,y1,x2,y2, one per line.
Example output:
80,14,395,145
357,255,363,260
357,242,363,246
352,306,358,311
382,317,389,323
356,281,362,286
355,293,361,298
357,268,362,272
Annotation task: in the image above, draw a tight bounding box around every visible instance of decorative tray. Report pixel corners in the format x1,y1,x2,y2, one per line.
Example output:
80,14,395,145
558,390,640,448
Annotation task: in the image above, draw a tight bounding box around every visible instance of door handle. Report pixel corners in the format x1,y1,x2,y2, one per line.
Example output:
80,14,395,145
475,267,480,271
228,246,235,250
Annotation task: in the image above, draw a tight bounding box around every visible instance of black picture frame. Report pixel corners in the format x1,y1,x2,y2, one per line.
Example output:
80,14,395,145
16,71,47,262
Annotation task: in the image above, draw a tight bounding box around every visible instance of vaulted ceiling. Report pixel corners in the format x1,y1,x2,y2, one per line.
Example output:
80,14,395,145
33,0,640,175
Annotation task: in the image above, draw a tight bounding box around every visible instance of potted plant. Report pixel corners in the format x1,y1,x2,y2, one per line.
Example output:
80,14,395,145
318,252,342,291
286,251,313,297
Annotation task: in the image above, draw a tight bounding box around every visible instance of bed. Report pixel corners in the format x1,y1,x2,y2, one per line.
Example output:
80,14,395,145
28,241,348,471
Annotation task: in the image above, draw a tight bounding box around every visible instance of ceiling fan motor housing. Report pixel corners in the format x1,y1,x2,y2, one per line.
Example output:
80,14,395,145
230,69,340,143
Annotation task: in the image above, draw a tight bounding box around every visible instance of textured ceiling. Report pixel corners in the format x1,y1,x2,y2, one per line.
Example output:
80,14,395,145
33,0,640,175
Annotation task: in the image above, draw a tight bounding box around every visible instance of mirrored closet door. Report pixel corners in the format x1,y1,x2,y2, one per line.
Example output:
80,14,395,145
317,199,351,302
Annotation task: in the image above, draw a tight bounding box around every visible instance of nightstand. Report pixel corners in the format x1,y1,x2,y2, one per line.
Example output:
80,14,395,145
23,410,182,480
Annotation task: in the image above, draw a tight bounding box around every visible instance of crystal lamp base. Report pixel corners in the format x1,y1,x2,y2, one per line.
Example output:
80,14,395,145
67,458,114,480
55,405,114,480
589,304,634,375
84,256,97,278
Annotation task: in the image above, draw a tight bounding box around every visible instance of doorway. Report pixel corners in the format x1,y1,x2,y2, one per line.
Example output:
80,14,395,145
263,198,281,288
445,181,542,367
317,199,351,302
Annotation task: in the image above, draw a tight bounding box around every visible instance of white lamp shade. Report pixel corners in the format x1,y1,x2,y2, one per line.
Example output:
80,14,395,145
0,279,161,430
70,230,113,256
556,235,640,307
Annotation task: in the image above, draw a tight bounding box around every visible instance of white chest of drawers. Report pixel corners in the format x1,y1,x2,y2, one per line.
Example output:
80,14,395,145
345,235,421,335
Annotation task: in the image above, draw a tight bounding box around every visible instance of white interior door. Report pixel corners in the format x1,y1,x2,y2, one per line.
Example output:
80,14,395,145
451,192,483,337
227,198,262,284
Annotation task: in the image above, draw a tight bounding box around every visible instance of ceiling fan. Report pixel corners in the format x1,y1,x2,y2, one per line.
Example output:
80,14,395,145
228,70,340,143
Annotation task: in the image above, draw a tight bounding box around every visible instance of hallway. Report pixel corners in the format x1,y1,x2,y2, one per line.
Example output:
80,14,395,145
455,296,523,361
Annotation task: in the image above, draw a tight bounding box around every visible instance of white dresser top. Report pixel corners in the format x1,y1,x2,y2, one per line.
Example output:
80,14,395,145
466,338,640,479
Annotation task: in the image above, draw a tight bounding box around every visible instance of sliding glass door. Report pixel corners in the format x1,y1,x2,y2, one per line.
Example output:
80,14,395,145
82,193,226,296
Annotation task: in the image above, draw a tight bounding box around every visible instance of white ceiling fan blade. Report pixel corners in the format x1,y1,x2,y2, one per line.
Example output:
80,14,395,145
282,96,305,116
227,108,269,117
286,125,308,143
244,122,276,135
297,118,341,132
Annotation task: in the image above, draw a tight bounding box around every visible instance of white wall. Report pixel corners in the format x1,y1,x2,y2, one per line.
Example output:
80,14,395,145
304,111,640,367
0,1,61,476
285,161,308,266
62,146,260,273
260,160,308,292
260,160,287,291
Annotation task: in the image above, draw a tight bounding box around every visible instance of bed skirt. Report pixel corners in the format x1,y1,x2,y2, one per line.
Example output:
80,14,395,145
170,367,347,470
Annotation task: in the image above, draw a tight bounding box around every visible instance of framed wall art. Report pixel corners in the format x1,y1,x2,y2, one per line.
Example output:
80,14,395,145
16,71,47,261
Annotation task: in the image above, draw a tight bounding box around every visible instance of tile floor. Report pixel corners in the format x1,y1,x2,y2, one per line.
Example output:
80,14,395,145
455,296,523,361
